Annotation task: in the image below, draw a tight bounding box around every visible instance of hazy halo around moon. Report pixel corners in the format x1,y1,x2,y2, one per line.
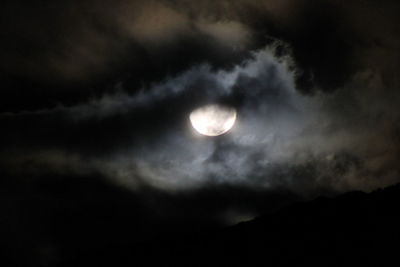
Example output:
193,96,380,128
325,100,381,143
190,104,237,136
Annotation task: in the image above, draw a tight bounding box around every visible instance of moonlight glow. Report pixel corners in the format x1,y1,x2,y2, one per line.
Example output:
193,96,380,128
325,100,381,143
190,104,237,136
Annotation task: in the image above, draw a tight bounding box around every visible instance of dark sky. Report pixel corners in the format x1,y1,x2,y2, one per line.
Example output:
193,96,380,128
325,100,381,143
1,0,400,226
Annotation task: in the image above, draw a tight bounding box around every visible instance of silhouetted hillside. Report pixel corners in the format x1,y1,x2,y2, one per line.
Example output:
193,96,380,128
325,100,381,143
180,184,400,266
1,173,400,266
59,183,400,267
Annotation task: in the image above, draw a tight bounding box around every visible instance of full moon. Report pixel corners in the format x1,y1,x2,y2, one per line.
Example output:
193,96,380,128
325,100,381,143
190,104,237,136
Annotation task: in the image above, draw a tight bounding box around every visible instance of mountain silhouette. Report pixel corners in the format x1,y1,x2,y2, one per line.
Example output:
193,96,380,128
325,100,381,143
1,173,399,266
61,183,400,267
187,184,400,266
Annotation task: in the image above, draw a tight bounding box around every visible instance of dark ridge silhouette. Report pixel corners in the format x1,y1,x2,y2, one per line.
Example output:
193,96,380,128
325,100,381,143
112,183,400,267
65,183,400,266
1,173,399,266
193,185,400,267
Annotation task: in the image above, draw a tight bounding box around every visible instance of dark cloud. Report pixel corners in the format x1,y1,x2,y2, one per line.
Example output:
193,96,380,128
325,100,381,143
0,0,258,112
1,0,397,116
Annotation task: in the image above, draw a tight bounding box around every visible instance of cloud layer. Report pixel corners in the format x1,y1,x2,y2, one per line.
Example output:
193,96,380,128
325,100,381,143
2,43,399,196
1,0,400,224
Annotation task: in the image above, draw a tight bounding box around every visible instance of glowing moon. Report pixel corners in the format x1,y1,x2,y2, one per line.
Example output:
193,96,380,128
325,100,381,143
190,104,237,136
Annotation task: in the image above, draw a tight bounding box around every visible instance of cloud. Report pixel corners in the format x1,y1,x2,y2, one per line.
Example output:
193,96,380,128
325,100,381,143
2,41,399,198
1,0,400,226
5,0,397,112
0,0,261,113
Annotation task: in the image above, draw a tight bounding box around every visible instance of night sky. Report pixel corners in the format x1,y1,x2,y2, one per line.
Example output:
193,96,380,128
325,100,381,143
1,0,400,265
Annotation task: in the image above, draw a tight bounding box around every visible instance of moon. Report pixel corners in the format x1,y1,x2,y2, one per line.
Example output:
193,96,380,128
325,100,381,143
190,104,237,136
